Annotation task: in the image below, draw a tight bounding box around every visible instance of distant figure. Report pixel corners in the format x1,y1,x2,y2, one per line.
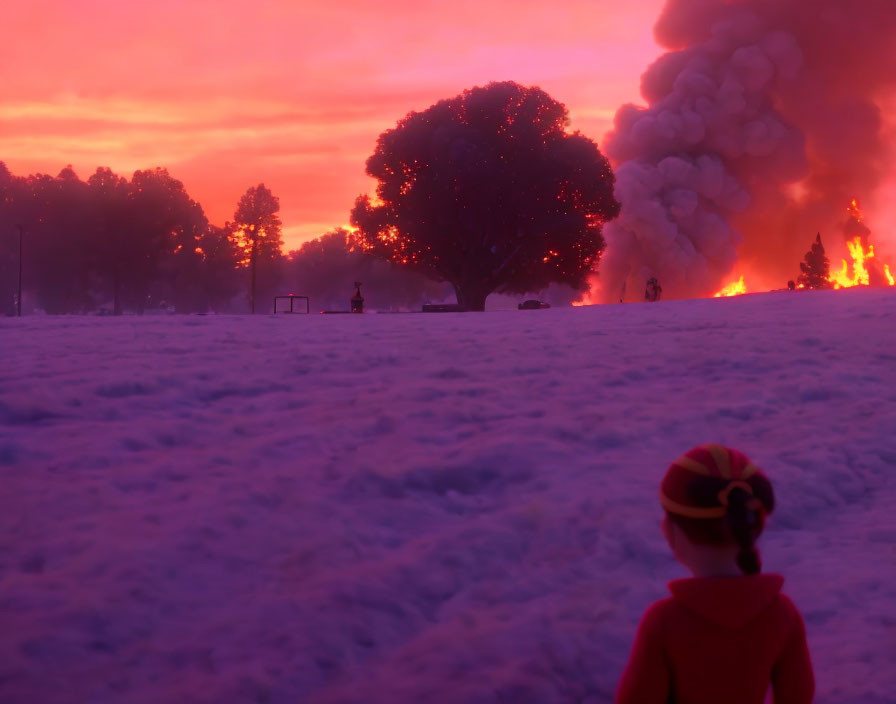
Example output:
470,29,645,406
616,444,814,704
645,277,662,302
350,281,364,313
787,280,796,291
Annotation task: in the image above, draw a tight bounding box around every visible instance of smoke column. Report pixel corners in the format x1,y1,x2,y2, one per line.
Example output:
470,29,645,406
598,0,896,301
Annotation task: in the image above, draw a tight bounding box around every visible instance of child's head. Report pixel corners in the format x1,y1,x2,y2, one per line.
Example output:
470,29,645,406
660,444,775,576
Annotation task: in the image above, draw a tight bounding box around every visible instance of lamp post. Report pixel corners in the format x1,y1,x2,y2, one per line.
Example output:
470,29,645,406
16,224,23,317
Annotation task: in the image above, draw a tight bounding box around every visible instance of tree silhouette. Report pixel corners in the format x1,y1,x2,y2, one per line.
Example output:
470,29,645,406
798,233,832,290
350,81,620,311
82,167,213,314
0,162,280,314
128,168,208,312
232,184,283,313
87,167,133,314
22,167,93,313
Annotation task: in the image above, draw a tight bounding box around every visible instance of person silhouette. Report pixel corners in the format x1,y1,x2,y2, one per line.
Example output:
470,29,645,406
350,281,364,313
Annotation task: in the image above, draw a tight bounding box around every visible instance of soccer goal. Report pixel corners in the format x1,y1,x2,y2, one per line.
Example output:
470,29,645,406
273,295,310,313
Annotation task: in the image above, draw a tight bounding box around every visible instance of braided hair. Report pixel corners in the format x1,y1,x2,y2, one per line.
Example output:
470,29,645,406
660,445,775,575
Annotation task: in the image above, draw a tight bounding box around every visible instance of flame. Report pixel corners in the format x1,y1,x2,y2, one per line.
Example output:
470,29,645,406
828,237,874,288
713,275,747,297
824,199,894,289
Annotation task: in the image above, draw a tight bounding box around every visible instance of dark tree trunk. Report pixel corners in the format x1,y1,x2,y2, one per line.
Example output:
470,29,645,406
453,282,490,311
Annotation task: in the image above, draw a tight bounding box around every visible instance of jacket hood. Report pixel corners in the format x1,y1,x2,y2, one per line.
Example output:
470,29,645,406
668,574,784,629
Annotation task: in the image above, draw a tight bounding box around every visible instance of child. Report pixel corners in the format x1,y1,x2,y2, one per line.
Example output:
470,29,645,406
616,444,815,704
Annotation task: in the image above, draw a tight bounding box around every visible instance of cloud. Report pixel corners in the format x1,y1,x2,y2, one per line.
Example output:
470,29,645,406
0,0,666,247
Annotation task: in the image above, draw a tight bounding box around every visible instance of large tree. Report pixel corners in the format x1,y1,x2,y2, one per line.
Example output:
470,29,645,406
232,184,283,313
350,81,620,311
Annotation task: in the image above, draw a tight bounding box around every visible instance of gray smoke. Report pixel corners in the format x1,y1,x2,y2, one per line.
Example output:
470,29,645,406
599,0,896,300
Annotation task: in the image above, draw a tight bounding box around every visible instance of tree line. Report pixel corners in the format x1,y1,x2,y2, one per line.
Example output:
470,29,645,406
0,163,445,315
2,81,623,314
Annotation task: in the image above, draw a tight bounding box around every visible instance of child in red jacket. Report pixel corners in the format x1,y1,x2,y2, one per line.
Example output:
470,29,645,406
616,444,815,704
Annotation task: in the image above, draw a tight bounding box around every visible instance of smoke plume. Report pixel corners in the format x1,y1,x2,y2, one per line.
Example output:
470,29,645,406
599,0,896,300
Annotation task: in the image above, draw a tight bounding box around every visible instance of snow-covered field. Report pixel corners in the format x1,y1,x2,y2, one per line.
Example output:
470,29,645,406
1,289,895,704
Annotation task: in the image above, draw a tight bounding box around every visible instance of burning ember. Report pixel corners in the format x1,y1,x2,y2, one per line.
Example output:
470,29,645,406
714,276,747,298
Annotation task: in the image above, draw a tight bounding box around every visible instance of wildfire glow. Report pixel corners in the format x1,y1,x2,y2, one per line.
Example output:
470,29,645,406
713,275,747,297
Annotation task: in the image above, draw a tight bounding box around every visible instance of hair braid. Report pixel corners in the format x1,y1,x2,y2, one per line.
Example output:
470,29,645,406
726,487,762,575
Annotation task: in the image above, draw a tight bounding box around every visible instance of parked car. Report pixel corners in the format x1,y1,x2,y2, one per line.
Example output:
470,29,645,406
518,300,550,310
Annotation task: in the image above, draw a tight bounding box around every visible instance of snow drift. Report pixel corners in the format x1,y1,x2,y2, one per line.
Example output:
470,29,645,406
1,289,895,703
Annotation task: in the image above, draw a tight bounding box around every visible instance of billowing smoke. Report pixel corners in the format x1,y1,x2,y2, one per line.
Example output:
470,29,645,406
599,0,896,301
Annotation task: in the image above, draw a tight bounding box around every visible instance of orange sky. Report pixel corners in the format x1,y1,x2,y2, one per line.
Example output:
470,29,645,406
0,0,666,251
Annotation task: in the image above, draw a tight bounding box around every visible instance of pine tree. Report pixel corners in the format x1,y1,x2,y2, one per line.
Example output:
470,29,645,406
797,233,832,290
232,184,283,313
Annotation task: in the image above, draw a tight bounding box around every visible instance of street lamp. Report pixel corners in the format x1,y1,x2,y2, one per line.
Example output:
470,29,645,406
16,224,23,317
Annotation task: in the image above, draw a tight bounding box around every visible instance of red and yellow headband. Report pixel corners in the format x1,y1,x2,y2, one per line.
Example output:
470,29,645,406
660,444,764,519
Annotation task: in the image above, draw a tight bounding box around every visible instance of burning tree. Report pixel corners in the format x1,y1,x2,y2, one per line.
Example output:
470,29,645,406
798,234,833,290
350,81,620,311
828,198,895,289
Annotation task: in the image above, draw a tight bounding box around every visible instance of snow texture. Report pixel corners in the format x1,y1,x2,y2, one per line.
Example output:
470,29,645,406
1,288,895,704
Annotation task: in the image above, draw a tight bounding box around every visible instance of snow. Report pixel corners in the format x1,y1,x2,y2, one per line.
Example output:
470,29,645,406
1,288,894,704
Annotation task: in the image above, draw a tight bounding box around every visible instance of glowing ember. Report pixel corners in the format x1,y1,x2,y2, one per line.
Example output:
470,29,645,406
885,265,895,287
713,276,747,297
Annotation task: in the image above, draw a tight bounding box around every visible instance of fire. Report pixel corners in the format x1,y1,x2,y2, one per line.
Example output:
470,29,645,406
827,199,894,289
713,275,747,297
828,237,874,288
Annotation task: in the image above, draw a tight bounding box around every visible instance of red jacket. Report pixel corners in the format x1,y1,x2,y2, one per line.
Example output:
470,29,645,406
616,574,814,704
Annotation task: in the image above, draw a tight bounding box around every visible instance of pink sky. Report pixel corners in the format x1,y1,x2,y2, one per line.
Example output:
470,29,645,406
0,0,665,250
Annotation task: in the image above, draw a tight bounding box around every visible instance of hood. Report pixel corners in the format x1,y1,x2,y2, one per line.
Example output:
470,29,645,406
668,574,784,629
